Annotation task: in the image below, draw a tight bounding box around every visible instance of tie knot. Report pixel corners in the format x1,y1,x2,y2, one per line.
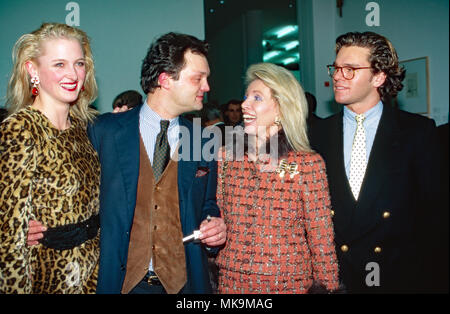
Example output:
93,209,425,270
160,120,170,132
355,114,365,125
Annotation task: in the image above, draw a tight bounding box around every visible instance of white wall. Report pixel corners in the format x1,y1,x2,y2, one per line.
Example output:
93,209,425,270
0,0,205,113
298,0,449,125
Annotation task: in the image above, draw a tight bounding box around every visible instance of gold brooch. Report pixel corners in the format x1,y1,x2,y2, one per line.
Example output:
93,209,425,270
276,159,299,178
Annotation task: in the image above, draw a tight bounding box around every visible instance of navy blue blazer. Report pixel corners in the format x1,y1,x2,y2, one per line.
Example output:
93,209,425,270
88,105,220,294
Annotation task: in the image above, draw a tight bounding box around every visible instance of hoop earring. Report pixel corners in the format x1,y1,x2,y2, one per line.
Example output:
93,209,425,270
31,76,40,96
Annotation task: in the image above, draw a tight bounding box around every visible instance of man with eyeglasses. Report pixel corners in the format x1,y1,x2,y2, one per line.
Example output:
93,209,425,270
310,32,445,293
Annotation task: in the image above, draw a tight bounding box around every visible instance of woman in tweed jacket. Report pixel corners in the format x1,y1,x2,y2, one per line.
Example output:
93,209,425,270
216,63,339,294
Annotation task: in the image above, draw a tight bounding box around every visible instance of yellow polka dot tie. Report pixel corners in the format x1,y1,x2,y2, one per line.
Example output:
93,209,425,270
349,114,367,200
152,120,170,181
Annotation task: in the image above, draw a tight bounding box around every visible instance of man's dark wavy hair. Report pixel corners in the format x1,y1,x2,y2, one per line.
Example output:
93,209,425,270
335,31,405,103
140,32,209,94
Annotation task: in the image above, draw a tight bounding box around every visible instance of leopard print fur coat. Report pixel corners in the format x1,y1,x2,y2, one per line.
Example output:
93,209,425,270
0,106,100,294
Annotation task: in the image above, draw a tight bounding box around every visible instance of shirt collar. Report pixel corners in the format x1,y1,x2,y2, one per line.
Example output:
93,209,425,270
343,101,383,125
139,98,179,130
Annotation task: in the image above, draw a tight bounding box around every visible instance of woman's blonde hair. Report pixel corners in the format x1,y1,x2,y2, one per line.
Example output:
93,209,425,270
246,62,313,153
5,23,98,123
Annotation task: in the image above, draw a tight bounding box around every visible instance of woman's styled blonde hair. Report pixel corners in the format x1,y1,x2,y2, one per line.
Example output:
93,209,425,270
246,62,313,153
5,23,98,123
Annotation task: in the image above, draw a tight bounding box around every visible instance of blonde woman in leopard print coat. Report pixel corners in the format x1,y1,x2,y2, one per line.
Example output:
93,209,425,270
0,23,100,294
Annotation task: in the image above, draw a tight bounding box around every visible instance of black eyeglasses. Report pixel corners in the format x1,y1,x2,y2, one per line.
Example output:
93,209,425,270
327,64,372,80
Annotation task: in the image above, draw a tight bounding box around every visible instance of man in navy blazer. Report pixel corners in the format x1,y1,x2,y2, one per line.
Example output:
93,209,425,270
310,32,444,293
89,110,224,294
90,33,226,294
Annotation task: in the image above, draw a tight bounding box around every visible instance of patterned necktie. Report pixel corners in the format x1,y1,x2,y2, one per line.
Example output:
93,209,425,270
349,114,367,200
152,120,170,181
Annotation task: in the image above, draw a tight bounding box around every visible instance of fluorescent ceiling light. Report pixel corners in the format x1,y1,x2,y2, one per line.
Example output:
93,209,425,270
276,25,298,38
282,57,297,65
284,40,299,51
263,51,281,61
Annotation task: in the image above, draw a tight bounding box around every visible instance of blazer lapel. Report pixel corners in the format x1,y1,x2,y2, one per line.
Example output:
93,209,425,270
113,107,141,217
351,105,399,237
326,112,355,236
177,118,198,232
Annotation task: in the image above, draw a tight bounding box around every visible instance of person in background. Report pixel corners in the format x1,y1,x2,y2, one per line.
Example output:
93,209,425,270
304,91,322,140
204,107,223,127
203,106,226,147
222,99,243,126
216,63,339,294
0,22,100,293
305,92,322,126
112,90,142,111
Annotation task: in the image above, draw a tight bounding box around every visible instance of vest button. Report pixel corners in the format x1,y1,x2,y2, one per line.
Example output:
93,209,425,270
374,246,382,253
341,245,349,252
331,210,335,216
154,205,158,210
382,211,390,219
152,245,155,250
154,225,157,230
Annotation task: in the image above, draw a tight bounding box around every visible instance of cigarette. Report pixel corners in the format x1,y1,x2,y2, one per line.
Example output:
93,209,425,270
183,230,202,243
183,216,213,243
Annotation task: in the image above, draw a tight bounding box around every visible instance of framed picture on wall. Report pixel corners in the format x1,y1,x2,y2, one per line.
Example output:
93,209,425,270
395,56,430,115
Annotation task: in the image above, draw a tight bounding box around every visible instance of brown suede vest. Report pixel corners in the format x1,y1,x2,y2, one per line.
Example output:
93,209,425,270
121,137,187,294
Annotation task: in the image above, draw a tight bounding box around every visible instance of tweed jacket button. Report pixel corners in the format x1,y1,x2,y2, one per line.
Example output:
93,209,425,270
382,211,390,219
374,247,382,253
341,245,349,252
